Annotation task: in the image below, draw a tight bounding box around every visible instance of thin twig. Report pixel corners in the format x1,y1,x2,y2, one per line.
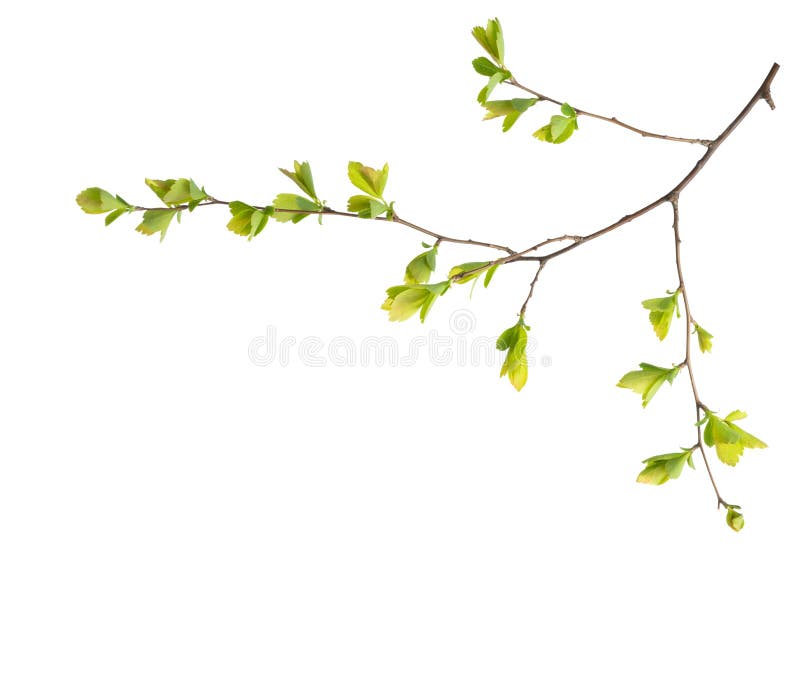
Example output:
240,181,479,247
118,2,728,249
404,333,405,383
506,77,713,146
670,196,727,508
133,201,518,255
519,261,546,317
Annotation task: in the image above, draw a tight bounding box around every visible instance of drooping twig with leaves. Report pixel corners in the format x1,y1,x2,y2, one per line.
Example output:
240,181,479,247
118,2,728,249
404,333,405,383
76,18,778,532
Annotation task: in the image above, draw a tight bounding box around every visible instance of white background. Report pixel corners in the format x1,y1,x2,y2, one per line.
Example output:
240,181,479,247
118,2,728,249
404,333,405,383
1,1,798,671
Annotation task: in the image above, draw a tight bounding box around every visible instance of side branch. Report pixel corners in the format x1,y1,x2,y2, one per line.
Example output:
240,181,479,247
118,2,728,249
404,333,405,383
507,77,713,146
671,196,727,508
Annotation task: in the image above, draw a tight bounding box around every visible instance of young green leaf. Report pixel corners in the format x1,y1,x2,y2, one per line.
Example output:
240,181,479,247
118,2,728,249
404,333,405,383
76,188,130,214
694,323,714,353
725,505,745,532
534,104,579,144
701,410,767,466
496,319,529,391
472,17,505,65
472,57,502,77
278,160,319,202
482,98,538,132
135,209,176,242
104,209,127,226
617,363,681,407
637,450,694,485
404,246,438,284
448,261,491,284
382,281,450,323
226,201,272,239
272,194,320,223
477,70,511,104
145,178,206,206
483,264,500,288
642,291,680,341
347,195,388,219
347,161,389,199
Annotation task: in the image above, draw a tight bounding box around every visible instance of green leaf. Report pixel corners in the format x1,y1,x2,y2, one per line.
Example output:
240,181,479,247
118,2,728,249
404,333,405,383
694,323,714,353
702,410,767,467
472,17,504,65
405,246,438,284
76,187,129,214
272,193,320,223
448,261,490,284
347,161,389,199
482,98,538,132
617,363,681,407
104,209,127,226
534,106,579,144
636,450,693,485
248,210,268,240
642,291,680,341
226,201,271,239
726,506,745,532
496,319,529,391
144,178,173,202
550,115,578,143
725,410,748,422
382,281,450,323
484,264,499,288
472,57,501,76
533,124,554,143
347,194,388,219
279,160,319,201
145,178,206,206
561,102,577,117
135,209,176,242
477,70,510,104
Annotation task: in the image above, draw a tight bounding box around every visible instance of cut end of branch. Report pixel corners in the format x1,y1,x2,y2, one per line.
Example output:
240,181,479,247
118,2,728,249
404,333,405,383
760,62,780,110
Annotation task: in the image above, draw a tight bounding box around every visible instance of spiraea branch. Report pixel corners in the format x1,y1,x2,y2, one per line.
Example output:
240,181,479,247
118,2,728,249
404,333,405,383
75,18,778,532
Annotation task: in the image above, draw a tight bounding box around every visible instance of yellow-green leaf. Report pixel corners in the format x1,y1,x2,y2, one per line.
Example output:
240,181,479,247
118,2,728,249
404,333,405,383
405,247,438,284
448,261,490,284
617,363,681,407
145,178,206,205
726,506,745,532
636,450,693,485
76,188,129,214
695,323,714,353
472,17,504,65
382,282,450,323
347,161,389,199
226,201,271,239
135,209,176,242
279,160,319,201
272,194,320,223
482,98,538,132
702,411,767,467
347,194,387,219
496,320,529,391
642,291,680,341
